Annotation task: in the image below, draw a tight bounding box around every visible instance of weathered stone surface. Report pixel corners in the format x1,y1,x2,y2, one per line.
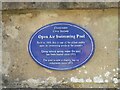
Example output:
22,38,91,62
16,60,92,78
0,1,2,89
2,8,118,88
2,2,118,10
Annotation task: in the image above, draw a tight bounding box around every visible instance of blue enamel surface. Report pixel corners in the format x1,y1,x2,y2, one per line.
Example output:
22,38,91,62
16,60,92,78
28,22,95,70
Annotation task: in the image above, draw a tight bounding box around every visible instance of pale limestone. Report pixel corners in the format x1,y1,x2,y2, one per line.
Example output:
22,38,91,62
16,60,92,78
2,9,118,88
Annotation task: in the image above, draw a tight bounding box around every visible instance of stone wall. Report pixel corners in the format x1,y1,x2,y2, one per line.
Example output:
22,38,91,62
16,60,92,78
1,2,119,88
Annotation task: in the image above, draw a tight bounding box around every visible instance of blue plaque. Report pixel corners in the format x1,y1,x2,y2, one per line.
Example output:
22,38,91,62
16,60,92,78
28,22,95,70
